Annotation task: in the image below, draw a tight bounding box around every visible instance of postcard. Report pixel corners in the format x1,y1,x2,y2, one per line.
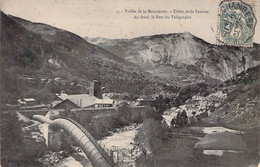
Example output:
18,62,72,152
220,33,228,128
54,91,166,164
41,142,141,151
1,0,259,167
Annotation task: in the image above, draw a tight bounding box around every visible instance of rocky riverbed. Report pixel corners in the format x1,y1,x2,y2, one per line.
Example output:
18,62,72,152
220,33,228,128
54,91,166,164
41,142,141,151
54,124,142,167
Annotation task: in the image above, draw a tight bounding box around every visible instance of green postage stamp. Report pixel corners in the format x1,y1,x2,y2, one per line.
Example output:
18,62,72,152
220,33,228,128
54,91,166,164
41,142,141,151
217,0,257,47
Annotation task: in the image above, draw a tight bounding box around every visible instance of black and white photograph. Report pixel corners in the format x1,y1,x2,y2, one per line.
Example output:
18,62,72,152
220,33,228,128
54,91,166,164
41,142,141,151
1,0,260,166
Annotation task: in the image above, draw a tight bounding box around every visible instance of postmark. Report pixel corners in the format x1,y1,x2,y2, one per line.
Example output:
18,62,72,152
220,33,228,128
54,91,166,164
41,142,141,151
217,0,257,47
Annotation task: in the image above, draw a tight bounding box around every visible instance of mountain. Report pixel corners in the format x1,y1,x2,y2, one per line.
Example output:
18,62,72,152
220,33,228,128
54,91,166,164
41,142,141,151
85,33,260,82
204,65,260,131
0,11,163,104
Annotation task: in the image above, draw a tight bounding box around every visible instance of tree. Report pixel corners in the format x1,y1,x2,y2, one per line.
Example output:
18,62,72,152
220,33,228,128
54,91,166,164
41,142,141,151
1,112,22,156
170,118,176,127
242,56,246,71
135,119,170,166
117,101,130,119
111,101,131,127
175,110,188,127
1,112,47,167
180,110,188,125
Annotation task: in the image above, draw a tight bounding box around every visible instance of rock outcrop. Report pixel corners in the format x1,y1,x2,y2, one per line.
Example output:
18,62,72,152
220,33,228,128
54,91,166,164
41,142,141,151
86,33,260,82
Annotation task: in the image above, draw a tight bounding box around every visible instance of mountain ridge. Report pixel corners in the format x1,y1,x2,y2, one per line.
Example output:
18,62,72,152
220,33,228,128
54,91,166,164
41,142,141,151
0,11,163,104
85,33,260,82
8,14,136,67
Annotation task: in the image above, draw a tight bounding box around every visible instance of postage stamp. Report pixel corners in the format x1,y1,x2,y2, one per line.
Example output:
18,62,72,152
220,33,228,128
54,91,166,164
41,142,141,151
217,0,257,47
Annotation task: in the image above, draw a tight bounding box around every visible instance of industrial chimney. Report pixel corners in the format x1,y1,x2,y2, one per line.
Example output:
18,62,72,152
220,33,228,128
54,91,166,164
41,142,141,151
89,80,102,99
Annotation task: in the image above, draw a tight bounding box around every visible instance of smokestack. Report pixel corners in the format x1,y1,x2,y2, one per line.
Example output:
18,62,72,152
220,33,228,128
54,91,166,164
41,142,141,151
89,80,102,99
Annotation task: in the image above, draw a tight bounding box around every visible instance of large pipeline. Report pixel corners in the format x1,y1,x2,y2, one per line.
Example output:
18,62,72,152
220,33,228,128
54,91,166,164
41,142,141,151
33,115,114,167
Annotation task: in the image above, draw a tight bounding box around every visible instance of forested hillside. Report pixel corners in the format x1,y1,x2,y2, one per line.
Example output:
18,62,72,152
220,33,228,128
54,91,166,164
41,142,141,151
1,11,165,105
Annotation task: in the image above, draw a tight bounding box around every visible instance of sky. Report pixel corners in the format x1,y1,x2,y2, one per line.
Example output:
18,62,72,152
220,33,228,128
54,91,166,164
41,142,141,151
1,0,260,44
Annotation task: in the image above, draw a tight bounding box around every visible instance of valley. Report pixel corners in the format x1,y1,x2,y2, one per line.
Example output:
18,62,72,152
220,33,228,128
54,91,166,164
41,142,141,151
1,10,259,167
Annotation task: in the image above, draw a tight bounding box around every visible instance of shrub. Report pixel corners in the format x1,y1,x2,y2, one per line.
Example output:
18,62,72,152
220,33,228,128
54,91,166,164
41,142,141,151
1,112,47,167
134,119,170,155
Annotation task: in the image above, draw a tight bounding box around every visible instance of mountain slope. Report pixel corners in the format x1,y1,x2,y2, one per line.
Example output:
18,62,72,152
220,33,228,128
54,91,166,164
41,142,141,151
85,33,260,82
6,14,135,67
0,11,162,104
204,65,260,131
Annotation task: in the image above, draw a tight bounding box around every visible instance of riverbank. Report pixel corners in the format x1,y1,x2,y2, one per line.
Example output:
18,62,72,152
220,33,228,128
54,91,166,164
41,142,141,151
136,124,258,167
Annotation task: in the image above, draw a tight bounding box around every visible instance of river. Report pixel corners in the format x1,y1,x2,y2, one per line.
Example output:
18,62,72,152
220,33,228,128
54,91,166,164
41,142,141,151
55,125,139,167
55,124,258,167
